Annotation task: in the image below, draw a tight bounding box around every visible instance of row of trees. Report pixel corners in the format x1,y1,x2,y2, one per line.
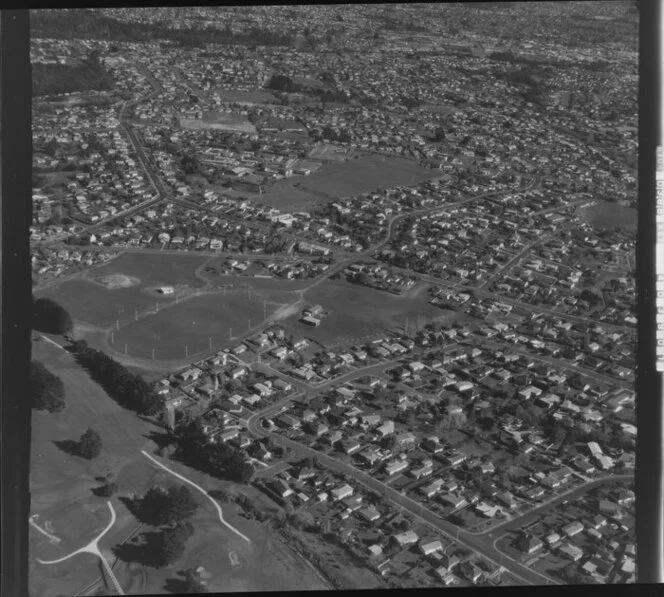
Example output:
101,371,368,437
32,10,293,48
71,340,163,415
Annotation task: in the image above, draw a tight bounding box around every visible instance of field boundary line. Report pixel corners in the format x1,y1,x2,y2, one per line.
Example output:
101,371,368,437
140,450,252,543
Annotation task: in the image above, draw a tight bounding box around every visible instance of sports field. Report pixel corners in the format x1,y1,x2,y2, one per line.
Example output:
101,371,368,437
578,200,637,231
261,152,437,212
181,111,257,134
111,289,281,360
36,252,211,328
212,88,278,105
92,251,210,287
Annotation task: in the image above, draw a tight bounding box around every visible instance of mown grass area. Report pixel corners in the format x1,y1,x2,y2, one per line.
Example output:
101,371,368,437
578,200,637,231
36,252,212,328
92,252,210,288
112,289,277,360
260,152,437,212
278,279,446,347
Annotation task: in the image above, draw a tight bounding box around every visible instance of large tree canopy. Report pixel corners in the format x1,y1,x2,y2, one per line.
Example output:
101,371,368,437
79,428,102,459
32,297,73,335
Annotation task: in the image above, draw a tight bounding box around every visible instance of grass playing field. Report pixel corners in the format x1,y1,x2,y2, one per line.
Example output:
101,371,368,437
111,288,281,360
260,152,438,212
35,252,212,328
92,251,211,287
578,200,637,231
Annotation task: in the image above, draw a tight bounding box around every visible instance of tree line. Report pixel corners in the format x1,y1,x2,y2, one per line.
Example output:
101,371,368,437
71,340,163,416
32,9,293,48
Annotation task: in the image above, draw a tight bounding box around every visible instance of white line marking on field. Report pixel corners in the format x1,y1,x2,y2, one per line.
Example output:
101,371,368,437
140,450,251,543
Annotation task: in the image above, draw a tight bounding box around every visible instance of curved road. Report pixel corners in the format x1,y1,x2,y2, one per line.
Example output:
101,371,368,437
246,397,633,586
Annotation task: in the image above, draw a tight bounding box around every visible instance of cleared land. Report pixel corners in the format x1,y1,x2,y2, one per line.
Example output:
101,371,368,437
211,88,278,105
111,289,281,360
578,200,637,231
308,143,350,162
180,111,257,134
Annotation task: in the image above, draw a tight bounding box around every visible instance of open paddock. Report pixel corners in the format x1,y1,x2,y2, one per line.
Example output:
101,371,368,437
278,279,446,347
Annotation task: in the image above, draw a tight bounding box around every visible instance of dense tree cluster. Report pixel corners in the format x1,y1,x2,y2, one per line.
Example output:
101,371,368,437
173,419,255,483
72,340,163,415
32,51,113,97
31,360,66,413
138,485,199,526
32,297,73,335
78,428,102,459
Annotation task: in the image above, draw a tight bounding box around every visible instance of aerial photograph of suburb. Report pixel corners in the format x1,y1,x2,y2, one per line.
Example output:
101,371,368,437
28,3,637,594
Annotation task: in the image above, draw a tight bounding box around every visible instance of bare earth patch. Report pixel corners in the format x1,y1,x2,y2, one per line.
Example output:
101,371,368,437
95,274,141,290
